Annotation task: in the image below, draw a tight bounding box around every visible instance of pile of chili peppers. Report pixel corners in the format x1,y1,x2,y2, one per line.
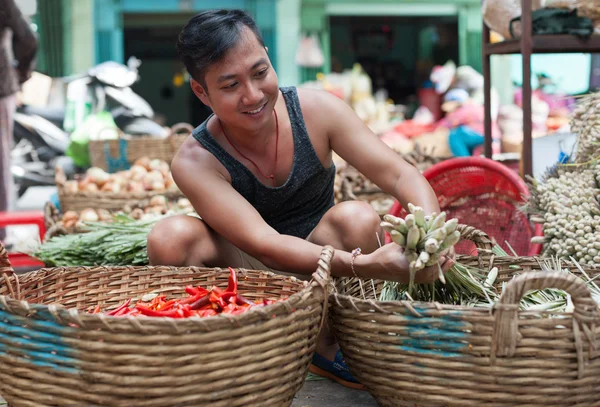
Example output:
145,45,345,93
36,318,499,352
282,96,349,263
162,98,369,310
90,268,278,318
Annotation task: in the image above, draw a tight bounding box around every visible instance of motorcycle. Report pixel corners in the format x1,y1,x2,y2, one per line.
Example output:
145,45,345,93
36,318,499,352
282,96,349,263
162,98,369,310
11,57,168,198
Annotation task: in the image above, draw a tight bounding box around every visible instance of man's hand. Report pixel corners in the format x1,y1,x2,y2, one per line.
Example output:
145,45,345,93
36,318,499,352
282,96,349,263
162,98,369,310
360,242,455,284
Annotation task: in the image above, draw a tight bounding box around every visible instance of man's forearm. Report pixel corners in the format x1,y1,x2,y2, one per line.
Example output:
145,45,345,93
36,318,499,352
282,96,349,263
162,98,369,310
391,166,441,215
256,235,360,279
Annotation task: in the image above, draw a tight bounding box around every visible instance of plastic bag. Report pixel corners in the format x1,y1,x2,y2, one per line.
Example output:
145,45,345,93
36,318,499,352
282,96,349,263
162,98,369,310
544,0,577,8
295,34,325,68
482,0,544,38
66,111,118,168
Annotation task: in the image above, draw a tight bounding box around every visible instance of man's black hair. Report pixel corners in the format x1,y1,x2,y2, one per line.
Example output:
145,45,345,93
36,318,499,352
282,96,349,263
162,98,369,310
176,9,266,89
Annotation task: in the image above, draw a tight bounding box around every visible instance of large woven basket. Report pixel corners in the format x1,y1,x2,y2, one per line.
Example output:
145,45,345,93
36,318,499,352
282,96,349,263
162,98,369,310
331,230,600,406
55,166,184,212
88,123,194,172
0,243,333,407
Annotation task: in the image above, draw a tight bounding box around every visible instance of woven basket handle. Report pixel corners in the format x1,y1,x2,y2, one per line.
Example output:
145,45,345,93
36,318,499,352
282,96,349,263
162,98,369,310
0,242,20,299
312,246,334,331
491,271,599,379
96,126,123,140
54,165,67,187
169,123,194,137
168,123,194,150
456,224,493,252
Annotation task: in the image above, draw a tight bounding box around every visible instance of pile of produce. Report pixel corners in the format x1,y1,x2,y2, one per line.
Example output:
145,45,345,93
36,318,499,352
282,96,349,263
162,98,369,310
375,203,600,311
35,213,168,266
381,203,459,293
56,196,193,230
62,157,179,195
527,91,600,265
89,268,281,318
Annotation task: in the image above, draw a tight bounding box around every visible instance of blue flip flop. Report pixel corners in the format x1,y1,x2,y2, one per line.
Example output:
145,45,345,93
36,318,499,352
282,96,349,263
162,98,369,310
309,350,365,390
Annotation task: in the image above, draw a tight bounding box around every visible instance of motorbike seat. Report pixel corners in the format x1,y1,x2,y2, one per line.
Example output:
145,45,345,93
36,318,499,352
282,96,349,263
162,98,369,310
18,105,65,128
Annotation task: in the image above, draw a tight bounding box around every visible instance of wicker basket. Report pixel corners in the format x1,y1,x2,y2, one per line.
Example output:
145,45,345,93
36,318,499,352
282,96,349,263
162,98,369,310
0,243,333,407
88,123,194,172
55,166,184,212
330,229,600,407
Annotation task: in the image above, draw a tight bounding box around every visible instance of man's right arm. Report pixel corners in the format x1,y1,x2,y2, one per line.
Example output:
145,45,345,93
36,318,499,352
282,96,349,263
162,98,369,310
4,0,38,83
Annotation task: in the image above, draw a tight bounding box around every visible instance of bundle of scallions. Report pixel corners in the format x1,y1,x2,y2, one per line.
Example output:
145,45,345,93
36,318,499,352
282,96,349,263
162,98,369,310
378,244,600,311
33,213,168,266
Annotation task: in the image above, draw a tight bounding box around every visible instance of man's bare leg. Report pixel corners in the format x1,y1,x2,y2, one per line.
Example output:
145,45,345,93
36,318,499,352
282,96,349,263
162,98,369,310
306,201,383,362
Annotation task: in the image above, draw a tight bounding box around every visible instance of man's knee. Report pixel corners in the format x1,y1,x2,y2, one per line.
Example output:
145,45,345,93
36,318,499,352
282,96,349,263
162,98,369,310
319,201,382,252
147,215,205,266
330,201,381,231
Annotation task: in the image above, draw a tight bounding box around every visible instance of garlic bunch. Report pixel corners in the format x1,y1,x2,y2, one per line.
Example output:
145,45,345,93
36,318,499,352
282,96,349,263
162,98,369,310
530,166,600,266
571,91,600,164
381,203,460,292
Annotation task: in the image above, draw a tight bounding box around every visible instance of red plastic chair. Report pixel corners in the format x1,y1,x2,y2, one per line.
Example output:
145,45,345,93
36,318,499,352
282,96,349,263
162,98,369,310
386,157,543,256
0,211,46,270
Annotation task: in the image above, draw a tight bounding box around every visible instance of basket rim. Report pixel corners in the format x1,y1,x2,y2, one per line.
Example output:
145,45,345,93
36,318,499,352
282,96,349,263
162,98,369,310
0,247,334,331
331,255,600,317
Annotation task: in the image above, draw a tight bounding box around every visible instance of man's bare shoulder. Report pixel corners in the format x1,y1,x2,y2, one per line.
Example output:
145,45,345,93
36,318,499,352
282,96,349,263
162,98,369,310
172,135,228,181
295,87,351,121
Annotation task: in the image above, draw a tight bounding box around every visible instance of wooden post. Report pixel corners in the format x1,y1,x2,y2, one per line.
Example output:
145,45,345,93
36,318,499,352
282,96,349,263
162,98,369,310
521,0,534,177
482,22,493,159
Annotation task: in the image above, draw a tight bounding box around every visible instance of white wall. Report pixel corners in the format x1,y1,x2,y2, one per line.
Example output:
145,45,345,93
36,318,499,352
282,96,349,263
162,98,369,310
16,0,36,16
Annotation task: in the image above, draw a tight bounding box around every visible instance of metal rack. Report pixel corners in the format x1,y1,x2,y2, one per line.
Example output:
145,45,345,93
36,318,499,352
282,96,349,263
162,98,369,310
482,0,600,177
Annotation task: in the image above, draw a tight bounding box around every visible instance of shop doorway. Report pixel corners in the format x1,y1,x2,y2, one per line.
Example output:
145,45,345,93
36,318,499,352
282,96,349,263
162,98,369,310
329,15,459,105
123,14,213,128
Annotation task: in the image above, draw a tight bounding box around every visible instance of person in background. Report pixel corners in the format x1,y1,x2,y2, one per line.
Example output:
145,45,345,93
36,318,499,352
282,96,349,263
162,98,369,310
0,0,38,245
437,88,502,157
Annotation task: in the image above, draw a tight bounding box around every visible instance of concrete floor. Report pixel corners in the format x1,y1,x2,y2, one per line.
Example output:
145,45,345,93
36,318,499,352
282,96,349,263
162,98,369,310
293,379,379,407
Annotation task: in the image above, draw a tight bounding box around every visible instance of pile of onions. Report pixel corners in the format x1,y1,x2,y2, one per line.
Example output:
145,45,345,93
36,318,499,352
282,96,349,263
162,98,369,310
59,196,194,229
62,157,179,194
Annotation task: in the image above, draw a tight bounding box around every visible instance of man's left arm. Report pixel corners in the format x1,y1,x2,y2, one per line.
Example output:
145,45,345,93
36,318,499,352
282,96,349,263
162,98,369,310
324,91,441,215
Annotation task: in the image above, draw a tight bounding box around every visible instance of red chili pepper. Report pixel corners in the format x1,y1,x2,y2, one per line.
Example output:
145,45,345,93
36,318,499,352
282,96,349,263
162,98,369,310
210,291,227,310
211,286,224,296
236,294,255,307
263,299,276,306
220,291,237,303
189,293,211,310
107,299,132,316
221,303,238,314
185,286,200,296
136,305,184,318
180,291,207,305
227,267,238,293
91,305,101,314
156,299,177,311
114,306,134,317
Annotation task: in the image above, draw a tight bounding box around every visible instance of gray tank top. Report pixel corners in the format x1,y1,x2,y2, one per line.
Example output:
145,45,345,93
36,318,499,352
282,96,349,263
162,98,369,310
192,86,336,239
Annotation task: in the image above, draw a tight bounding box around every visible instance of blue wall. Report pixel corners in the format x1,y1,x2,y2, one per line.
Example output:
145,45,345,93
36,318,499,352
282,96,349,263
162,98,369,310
95,0,277,70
